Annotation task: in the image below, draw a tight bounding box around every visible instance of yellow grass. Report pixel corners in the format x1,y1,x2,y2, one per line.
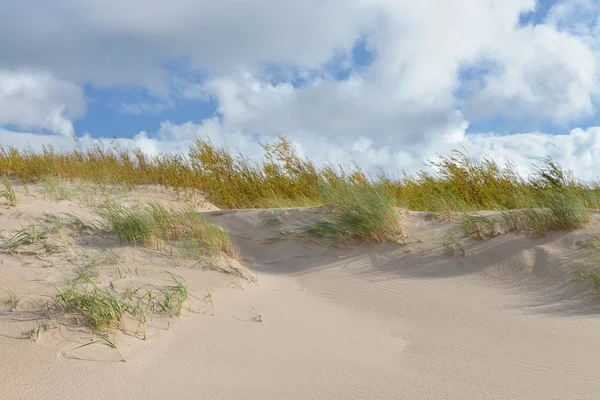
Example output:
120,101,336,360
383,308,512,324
1,136,599,220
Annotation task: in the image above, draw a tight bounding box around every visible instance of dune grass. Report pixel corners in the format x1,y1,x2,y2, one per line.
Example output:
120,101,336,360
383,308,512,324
71,334,127,362
52,273,190,338
1,286,18,310
436,232,466,256
573,240,600,300
574,269,600,298
458,214,498,240
306,184,402,243
54,278,132,332
0,136,599,233
0,176,18,207
97,200,237,258
0,224,47,253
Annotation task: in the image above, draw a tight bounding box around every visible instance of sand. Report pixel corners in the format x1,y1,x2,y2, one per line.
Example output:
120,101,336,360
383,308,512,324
1,184,600,399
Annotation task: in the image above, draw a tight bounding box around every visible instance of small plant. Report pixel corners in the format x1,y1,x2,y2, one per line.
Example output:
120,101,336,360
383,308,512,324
43,213,65,233
205,289,215,316
1,286,18,310
458,214,498,240
0,176,18,207
307,184,402,243
132,299,150,340
261,214,282,228
71,334,127,362
53,277,132,332
0,225,47,252
42,176,73,200
98,201,157,246
154,273,189,317
436,232,466,256
29,322,50,341
573,269,600,298
250,306,263,322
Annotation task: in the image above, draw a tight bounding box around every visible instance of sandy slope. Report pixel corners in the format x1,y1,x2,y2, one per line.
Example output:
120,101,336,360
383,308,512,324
2,185,600,399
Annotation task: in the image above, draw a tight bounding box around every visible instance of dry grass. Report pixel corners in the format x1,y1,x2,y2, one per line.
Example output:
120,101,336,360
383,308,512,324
0,136,599,232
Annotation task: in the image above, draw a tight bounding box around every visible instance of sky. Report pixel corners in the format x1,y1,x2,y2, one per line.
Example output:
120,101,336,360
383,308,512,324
1,0,600,179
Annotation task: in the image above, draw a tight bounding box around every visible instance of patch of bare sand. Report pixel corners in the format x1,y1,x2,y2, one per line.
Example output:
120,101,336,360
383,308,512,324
2,190,600,399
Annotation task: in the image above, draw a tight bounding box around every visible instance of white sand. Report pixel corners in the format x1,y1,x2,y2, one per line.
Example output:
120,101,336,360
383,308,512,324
2,186,600,399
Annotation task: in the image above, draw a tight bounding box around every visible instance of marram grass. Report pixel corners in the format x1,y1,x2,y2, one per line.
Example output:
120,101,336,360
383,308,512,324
1,135,599,218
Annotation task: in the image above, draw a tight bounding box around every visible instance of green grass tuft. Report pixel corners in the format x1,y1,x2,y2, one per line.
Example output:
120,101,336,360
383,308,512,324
0,224,47,252
0,176,18,207
573,269,600,298
307,184,402,243
436,232,466,256
98,201,157,246
458,214,498,240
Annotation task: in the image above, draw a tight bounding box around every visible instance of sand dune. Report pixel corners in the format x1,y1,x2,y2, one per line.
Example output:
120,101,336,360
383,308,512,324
2,186,600,399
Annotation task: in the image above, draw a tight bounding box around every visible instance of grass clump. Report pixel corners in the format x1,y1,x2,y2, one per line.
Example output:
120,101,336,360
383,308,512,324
72,334,127,362
0,135,599,233
53,273,190,339
97,200,237,258
573,269,600,298
458,214,498,240
153,273,189,316
54,278,131,332
0,176,18,207
306,184,402,243
1,286,18,310
500,192,590,237
0,225,47,252
98,201,157,246
436,232,466,256
42,176,74,200
29,322,51,341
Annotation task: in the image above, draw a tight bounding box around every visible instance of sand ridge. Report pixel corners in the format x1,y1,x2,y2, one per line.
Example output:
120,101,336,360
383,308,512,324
1,184,600,399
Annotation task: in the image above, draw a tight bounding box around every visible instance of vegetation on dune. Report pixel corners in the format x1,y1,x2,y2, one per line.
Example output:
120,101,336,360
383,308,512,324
306,184,402,243
0,176,18,207
97,200,238,258
0,135,599,226
49,273,190,360
574,241,600,300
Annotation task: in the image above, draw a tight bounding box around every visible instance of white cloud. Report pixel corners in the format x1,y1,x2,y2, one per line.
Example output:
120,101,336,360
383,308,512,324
0,70,84,136
464,24,598,124
2,0,600,182
148,119,600,181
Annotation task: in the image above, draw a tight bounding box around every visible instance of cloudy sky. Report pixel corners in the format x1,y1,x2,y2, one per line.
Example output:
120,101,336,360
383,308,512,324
1,0,600,178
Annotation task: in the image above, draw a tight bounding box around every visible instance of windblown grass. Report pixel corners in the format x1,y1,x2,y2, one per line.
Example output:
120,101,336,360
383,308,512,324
458,214,498,240
0,176,18,207
573,240,600,300
52,273,190,335
0,225,47,252
1,286,18,310
574,269,600,298
97,200,237,258
1,136,599,226
436,232,466,256
54,278,131,332
98,201,157,246
306,184,402,243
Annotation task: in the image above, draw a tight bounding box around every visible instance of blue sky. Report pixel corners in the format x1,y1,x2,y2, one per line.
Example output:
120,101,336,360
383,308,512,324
2,0,600,178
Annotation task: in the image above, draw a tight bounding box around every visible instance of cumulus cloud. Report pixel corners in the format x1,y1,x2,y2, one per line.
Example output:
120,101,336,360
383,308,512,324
0,70,84,136
2,0,600,181
463,24,597,124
